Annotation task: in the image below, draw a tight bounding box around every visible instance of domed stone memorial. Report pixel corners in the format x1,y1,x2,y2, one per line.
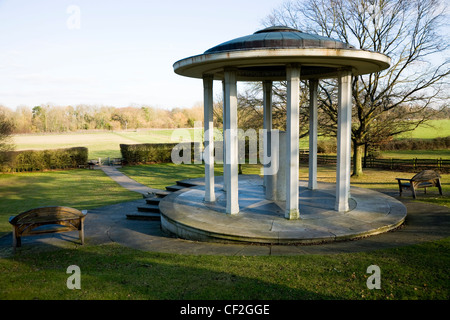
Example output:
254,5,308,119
164,26,405,244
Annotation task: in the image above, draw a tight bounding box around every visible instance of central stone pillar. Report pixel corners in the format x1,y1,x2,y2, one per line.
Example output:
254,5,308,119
285,64,301,220
335,70,352,212
224,69,239,214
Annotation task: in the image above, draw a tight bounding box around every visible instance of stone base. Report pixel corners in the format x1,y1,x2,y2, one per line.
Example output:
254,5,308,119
159,175,406,245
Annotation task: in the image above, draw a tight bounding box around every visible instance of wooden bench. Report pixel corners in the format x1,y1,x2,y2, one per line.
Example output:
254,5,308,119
396,170,443,199
9,206,87,251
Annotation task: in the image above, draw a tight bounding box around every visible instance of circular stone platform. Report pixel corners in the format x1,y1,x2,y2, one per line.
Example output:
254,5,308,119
160,175,407,245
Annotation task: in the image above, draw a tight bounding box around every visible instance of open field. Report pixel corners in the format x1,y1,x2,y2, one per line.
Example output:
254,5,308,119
10,119,450,160
396,119,450,139
11,129,195,159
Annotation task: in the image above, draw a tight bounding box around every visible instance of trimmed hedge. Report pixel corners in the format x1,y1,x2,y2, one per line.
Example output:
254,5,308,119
381,136,450,151
120,143,202,165
120,140,260,165
0,147,88,173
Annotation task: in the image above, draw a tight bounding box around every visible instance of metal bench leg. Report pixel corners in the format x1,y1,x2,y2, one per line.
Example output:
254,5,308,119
12,228,21,252
437,180,443,196
14,229,20,247
79,222,85,245
397,180,403,197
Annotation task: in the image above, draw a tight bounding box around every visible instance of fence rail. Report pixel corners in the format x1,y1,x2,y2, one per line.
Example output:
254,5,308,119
298,154,449,172
364,157,449,171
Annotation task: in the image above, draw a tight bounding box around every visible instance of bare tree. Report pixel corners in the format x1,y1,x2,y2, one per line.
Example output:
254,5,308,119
233,81,312,136
265,0,450,176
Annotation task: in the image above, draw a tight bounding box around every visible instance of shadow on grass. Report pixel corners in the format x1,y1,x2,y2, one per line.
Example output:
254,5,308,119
0,195,449,300
0,240,339,300
1,230,449,300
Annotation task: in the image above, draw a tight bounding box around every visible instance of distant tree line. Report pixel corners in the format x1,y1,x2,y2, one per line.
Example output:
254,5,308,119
0,103,204,134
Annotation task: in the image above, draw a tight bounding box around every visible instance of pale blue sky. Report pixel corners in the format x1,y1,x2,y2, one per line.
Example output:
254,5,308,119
0,0,282,110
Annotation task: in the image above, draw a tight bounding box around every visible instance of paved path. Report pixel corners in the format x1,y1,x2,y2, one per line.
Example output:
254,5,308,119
1,166,449,256
99,166,162,195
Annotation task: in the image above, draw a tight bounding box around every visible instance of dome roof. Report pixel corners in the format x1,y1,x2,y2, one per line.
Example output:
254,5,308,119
204,26,354,54
173,26,390,81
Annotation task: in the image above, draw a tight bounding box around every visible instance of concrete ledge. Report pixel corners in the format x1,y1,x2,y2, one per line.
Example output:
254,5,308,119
159,175,407,245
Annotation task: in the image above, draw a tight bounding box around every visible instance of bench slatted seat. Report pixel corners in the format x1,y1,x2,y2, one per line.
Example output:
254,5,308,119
396,170,443,199
9,206,87,250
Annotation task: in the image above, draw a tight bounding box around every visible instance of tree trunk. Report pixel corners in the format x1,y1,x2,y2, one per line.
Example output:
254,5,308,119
363,143,368,168
352,144,364,177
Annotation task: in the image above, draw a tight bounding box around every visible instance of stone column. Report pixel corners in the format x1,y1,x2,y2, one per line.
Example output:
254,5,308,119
222,80,227,191
275,131,287,201
264,129,283,201
308,79,319,190
263,80,273,189
224,69,239,214
285,64,301,220
203,74,215,202
335,70,352,212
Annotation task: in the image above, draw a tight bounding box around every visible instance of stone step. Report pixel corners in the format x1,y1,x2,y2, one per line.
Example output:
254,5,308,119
126,212,160,221
143,191,171,199
137,204,160,213
176,180,198,188
152,190,171,198
146,197,161,205
165,185,186,192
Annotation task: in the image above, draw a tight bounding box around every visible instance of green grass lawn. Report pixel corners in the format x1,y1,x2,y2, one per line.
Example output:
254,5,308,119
118,163,262,190
1,239,449,300
0,163,449,300
0,169,141,237
380,149,450,160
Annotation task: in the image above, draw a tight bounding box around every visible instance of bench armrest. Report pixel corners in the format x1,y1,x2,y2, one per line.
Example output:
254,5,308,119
395,178,411,182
